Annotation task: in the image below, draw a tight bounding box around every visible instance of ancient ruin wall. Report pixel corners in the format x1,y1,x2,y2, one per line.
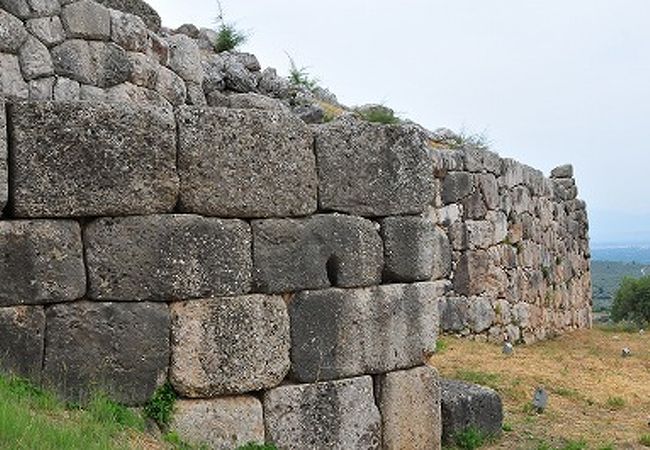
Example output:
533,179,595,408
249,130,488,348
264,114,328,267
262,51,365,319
0,0,591,448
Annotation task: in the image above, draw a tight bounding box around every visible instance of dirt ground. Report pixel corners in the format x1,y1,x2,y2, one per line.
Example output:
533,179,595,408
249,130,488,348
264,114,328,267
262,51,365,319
429,327,650,449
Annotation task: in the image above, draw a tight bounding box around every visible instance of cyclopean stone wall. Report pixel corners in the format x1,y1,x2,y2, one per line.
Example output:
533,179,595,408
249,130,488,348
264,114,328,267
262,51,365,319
0,1,591,448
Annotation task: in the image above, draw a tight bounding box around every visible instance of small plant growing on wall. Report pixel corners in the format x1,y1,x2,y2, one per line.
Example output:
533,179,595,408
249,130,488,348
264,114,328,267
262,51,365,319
214,0,247,53
287,53,320,91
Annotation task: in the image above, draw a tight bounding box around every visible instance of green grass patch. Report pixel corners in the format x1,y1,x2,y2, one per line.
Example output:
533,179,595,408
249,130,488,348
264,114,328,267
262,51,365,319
454,369,501,390
357,106,400,125
436,338,448,353
452,427,487,450
144,382,176,427
639,434,650,447
605,396,625,410
236,443,279,450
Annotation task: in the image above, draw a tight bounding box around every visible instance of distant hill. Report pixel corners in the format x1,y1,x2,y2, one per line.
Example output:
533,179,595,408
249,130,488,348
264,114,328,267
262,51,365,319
591,245,650,264
590,259,650,312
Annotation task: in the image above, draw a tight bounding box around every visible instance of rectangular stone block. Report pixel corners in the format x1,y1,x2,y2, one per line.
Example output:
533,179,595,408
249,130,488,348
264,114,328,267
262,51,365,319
314,117,434,216
170,295,290,397
171,397,264,450
377,365,442,450
43,301,170,405
252,214,383,294
263,376,381,450
0,97,6,212
177,106,317,218
0,220,85,306
0,306,45,378
9,101,178,217
85,215,252,301
290,282,445,382
381,216,451,283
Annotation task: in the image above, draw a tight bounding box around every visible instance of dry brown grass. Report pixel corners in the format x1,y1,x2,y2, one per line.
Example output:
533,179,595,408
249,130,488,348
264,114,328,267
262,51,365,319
429,327,650,449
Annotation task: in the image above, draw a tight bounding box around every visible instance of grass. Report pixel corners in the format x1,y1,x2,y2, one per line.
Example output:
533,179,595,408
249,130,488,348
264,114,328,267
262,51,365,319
144,382,177,428
452,427,488,450
429,328,650,449
287,54,319,91
0,373,159,450
357,105,400,124
213,0,247,52
640,434,650,447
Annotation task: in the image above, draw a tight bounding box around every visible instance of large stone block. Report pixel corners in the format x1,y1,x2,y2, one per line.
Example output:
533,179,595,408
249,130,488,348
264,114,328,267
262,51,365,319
0,9,28,53
290,282,445,382
0,220,85,306
165,34,202,83
314,117,434,216
25,16,65,47
61,0,111,40
0,53,29,98
85,215,252,301
170,295,290,397
43,301,170,405
377,366,442,450
18,36,53,80
0,306,45,377
441,379,503,443
9,101,178,217
263,376,381,450
96,0,161,31
252,214,383,294
177,107,317,218
171,397,264,450
381,216,449,282
51,40,131,87
0,97,5,211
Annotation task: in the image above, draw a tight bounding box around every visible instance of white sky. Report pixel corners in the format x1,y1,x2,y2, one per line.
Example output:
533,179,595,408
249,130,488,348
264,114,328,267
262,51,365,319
149,0,650,244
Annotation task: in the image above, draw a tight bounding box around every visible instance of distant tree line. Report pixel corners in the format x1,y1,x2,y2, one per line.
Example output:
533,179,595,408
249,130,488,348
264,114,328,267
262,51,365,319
611,275,650,324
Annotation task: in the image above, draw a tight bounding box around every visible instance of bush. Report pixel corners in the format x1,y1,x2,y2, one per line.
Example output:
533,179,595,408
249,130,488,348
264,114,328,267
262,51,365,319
287,54,319,91
214,1,247,52
454,427,486,450
611,275,650,324
144,383,176,427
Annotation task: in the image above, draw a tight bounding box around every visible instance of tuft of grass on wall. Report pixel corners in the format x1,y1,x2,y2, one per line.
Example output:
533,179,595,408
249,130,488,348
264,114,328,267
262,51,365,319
143,382,177,428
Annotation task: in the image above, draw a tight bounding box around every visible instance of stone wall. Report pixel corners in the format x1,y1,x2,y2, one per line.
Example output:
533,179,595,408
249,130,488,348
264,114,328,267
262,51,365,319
0,1,591,448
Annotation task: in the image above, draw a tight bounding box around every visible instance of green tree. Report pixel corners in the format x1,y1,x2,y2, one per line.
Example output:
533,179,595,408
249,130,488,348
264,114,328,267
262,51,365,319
611,275,650,324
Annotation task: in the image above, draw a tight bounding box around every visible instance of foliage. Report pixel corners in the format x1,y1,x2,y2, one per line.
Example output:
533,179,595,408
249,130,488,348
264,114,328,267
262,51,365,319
611,275,650,324
236,443,279,450
213,0,247,52
454,369,500,390
453,427,486,450
357,106,400,124
605,396,625,410
435,338,448,353
287,54,319,91
163,431,210,449
0,373,145,449
590,260,650,312
640,434,650,447
144,383,177,427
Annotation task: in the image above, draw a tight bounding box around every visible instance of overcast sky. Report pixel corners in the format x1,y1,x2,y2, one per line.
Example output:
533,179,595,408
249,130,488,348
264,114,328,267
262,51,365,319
150,0,650,245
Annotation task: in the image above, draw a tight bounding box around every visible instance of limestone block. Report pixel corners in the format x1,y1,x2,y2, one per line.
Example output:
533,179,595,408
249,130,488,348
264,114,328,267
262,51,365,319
381,215,438,282
0,53,28,98
0,220,85,306
463,190,488,219
170,295,290,397
314,117,434,216
155,65,186,105
263,376,381,450
110,9,148,52
551,164,573,179
27,0,60,16
177,107,317,218
467,297,496,333
52,76,80,100
86,215,252,301
96,0,161,31
476,173,499,210
0,306,45,377
171,397,264,450
252,215,383,293
0,98,5,211
454,250,504,296
43,301,170,405
51,40,131,87
61,0,111,40
442,172,472,204
377,366,442,450
10,101,178,217
463,147,502,175
18,35,53,80
439,297,470,332
0,0,30,18
290,282,444,382
0,9,28,53
25,16,65,47
28,76,53,99
166,34,202,83
441,379,503,443
127,52,158,88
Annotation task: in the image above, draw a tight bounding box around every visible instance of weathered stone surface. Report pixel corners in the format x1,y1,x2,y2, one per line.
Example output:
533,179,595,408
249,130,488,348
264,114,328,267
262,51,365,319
25,16,65,47
439,297,470,332
171,397,265,450
0,0,30,18
377,366,442,450
0,220,85,306
170,295,290,397
26,0,59,16
0,98,5,211
442,172,472,204
52,76,80,99
264,376,381,450
290,282,444,382
252,215,383,293
177,107,317,218
0,53,29,98
127,51,157,88
86,215,252,301
51,40,131,87
441,379,503,443
96,0,161,31
155,65,186,105
228,92,288,111
550,164,573,179
18,36,53,80
43,301,170,405
61,0,111,40
10,101,178,217
0,306,45,377
110,9,148,52
166,34,202,83
28,76,54,99
315,117,434,216
0,9,28,53
381,216,441,282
